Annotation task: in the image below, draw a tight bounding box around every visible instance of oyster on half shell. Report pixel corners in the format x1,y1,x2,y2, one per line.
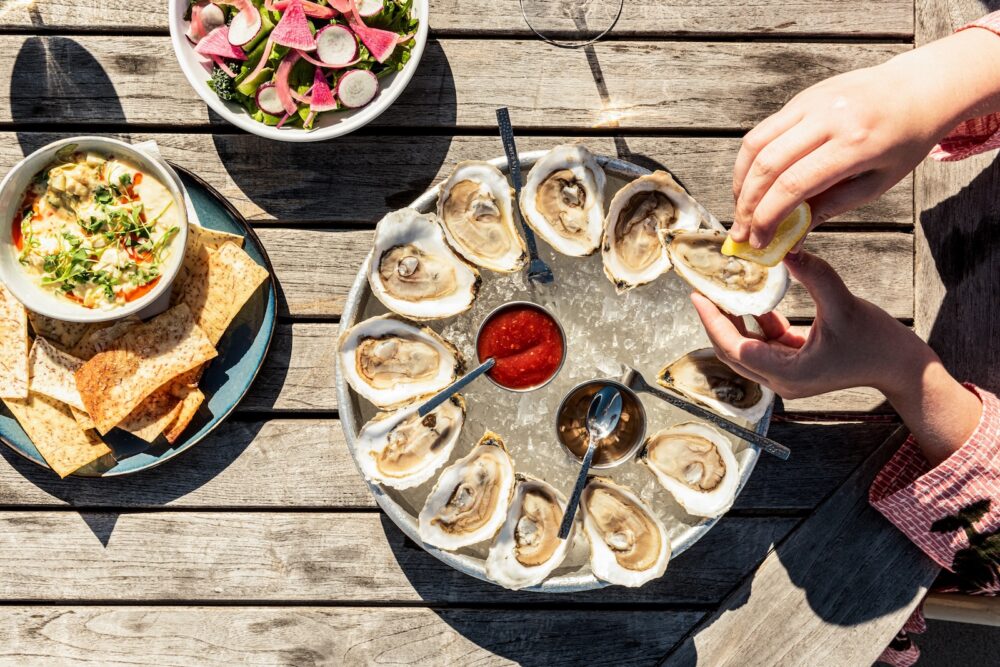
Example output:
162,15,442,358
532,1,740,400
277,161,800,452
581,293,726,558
520,144,607,256
418,431,516,551
641,422,739,518
658,348,773,424
356,395,466,490
369,208,481,320
666,230,789,316
437,161,527,273
485,474,573,590
581,477,670,587
601,170,702,293
338,314,463,409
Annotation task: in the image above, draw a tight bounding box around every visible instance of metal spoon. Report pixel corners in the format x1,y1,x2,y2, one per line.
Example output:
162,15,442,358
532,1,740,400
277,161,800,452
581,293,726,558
558,386,623,539
496,107,554,285
416,358,496,418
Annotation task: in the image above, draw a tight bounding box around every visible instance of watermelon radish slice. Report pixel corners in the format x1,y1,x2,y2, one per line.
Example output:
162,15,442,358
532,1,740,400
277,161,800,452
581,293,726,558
195,26,247,76
186,2,226,43
265,0,337,19
273,51,302,115
347,0,398,63
316,24,358,65
256,83,287,115
336,69,378,108
310,69,338,112
357,0,383,17
271,0,318,50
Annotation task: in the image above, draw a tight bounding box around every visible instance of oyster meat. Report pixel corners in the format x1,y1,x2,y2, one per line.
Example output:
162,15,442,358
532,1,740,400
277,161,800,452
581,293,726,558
666,230,788,316
369,208,480,320
437,161,527,273
486,474,573,590
641,422,739,518
581,477,670,587
520,144,607,256
658,348,773,424
338,314,463,409
356,395,466,489
601,171,702,292
418,431,516,551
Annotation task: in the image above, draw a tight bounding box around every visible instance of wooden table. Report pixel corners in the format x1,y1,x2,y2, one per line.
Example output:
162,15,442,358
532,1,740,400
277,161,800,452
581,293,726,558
0,0,995,664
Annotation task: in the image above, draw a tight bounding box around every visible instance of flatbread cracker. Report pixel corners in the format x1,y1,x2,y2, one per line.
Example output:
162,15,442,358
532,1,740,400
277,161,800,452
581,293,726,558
70,405,96,431
28,337,87,411
180,241,269,345
117,385,187,442
26,312,90,350
2,392,110,478
173,224,245,302
70,317,141,360
75,303,218,433
0,283,28,398
164,386,205,443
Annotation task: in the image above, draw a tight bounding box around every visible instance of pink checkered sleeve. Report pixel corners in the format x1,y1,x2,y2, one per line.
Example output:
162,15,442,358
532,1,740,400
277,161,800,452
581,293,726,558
869,384,1000,572
930,11,1000,161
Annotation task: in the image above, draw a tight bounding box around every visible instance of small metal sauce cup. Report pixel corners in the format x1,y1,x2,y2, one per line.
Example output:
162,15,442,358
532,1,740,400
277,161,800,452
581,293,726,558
475,300,567,393
555,378,648,469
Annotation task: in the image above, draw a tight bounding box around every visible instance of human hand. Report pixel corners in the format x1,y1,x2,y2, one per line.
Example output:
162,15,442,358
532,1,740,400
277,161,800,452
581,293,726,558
689,251,924,400
730,27,1000,249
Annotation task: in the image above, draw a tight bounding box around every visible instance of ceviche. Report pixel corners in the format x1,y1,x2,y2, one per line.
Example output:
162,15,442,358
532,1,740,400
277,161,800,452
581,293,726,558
185,0,418,130
14,146,180,309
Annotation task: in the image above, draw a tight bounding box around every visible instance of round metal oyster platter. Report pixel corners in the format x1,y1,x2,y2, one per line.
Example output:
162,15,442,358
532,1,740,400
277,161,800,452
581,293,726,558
336,151,773,592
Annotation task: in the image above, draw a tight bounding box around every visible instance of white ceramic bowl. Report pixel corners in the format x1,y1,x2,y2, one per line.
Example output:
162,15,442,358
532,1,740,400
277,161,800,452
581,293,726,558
167,0,429,143
0,137,189,323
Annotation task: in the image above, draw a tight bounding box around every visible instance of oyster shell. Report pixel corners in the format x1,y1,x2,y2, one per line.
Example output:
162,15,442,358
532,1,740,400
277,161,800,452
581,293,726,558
658,348,773,424
485,474,573,590
601,171,702,293
356,395,466,489
418,431,516,551
437,161,527,273
666,230,789,316
581,477,670,587
640,422,739,518
520,144,607,256
338,314,463,409
369,208,480,320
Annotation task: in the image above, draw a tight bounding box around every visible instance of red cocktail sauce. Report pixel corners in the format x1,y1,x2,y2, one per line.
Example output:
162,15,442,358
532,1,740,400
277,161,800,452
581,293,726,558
476,304,564,390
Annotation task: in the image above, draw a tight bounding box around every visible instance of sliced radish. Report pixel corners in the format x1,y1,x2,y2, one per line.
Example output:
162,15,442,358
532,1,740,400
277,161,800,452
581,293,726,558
273,51,302,115
336,69,378,108
187,2,226,43
255,84,286,115
326,0,352,12
266,0,337,19
228,5,263,46
316,24,358,65
346,0,397,63
356,0,383,17
271,0,317,50
309,68,338,112
195,26,247,74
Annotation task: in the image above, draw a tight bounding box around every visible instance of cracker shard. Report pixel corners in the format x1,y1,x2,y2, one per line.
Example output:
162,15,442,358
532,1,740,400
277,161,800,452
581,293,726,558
75,303,218,434
0,283,28,399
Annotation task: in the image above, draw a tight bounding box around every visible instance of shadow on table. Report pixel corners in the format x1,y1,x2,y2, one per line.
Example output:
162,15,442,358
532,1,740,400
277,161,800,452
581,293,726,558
211,39,458,225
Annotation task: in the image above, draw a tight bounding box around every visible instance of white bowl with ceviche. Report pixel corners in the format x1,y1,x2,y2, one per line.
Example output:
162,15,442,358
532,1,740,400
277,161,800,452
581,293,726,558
0,137,188,323
169,0,427,142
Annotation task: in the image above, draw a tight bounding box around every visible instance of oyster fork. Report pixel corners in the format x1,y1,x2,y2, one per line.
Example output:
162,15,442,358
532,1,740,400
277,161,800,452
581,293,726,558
496,107,554,285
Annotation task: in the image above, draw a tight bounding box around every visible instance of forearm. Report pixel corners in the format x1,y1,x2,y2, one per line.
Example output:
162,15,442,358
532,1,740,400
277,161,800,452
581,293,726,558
886,27,1000,141
879,337,983,466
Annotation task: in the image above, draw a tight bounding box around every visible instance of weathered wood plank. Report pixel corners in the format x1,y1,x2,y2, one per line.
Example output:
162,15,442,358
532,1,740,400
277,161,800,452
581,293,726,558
662,427,939,666
0,509,793,604
0,37,908,130
1,133,913,225
257,228,913,319
914,1,1000,391
0,419,893,510
0,606,702,667
0,0,914,37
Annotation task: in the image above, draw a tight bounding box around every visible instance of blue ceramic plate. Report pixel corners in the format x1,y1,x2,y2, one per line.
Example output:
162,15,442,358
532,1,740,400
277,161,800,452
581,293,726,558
0,165,277,477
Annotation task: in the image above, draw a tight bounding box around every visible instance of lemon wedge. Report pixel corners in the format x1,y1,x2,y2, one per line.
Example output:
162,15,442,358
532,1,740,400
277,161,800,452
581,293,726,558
721,203,812,267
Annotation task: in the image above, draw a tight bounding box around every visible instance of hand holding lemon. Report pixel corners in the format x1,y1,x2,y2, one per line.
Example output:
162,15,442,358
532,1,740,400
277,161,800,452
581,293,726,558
722,203,811,267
